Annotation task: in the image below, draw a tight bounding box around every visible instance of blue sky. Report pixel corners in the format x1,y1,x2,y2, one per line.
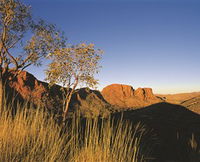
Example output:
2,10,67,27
23,0,200,94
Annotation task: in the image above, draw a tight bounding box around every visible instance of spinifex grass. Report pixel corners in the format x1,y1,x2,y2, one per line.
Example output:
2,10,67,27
0,105,68,162
68,115,154,162
0,102,154,162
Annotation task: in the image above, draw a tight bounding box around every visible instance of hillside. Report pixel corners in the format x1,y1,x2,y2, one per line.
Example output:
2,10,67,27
4,70,200,161
157,92,200,104
6,70,112,118
111,102,200,162
157,92,200,114
6,70,200,116
7,71,167,117
181,95,200,114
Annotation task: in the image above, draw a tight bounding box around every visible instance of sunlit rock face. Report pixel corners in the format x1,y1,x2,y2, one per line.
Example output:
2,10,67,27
9,71,47,103
101,84,162,109
7,70,112,117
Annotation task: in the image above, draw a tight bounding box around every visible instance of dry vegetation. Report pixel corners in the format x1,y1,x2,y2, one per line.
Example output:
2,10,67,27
0,103,152,162
0,105,68,162
188,134,200,162
68,116,153,162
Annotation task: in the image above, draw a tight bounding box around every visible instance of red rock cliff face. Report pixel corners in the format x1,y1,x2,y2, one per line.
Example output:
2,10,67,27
100,84,134,104
9,71,47,104
6,70,65,115
101,84,162,108
7,70,111,117
6,71,162,113
134,88,158,100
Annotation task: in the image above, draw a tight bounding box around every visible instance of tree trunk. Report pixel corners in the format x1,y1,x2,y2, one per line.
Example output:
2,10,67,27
63,78,78,121
63,95,72,120
0,75,4,114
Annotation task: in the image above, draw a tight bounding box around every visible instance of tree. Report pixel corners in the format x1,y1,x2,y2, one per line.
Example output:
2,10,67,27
45,43,103,120
0,0,65,111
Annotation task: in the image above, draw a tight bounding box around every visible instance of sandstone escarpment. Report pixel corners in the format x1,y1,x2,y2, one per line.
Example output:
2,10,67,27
101,84,162,108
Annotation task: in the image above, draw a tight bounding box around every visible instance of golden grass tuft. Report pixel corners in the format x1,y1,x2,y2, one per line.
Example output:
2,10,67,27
0,106,68,162
0,103,154,162
188,134,200,162
68,115,153,162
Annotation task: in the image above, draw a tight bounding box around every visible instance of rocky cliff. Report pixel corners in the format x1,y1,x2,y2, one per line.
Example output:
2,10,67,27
6,71,111,117
101,84,162,108
6,72,165,115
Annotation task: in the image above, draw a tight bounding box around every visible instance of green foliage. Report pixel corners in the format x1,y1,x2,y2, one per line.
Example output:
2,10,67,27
0,0,66,72
45,43,103,88
0,0,66,111
45,43,103,117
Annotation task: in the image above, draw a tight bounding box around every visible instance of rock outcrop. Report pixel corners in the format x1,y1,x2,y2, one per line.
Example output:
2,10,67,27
6,71,163,115
101,84,162,108
7,71,64,114
9,71,49,103
6,70,112,117
70,88,112,117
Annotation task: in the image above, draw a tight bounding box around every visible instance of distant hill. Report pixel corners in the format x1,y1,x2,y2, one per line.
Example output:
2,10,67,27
157,92,200,114
157,92,200,104
101,84,163,109
181,95,200,114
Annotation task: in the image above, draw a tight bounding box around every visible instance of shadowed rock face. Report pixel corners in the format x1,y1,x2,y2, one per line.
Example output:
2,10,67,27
69,88,112,117
101,84,162,109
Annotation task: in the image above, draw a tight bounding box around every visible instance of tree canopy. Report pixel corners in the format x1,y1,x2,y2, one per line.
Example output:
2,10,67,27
45,43,103,119
0,0,66,73
0,0,66,110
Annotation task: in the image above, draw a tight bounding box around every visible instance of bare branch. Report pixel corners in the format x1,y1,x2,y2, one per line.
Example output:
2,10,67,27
2,44,18,70
17,53,34,68
21,62,31,71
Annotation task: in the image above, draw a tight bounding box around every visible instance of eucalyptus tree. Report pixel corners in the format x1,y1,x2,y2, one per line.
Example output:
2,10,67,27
0,0,66,111
45,43,103,120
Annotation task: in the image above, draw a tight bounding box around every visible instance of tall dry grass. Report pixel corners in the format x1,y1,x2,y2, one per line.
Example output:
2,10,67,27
0,103,154,162
0,105,68,162
68,115,155,162
187,134,200,162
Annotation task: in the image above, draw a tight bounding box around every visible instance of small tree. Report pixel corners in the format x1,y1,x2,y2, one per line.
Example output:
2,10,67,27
0,0,66,111
45,43,103,120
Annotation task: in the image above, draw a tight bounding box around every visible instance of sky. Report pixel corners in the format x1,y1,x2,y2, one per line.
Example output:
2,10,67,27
22,0,200,94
